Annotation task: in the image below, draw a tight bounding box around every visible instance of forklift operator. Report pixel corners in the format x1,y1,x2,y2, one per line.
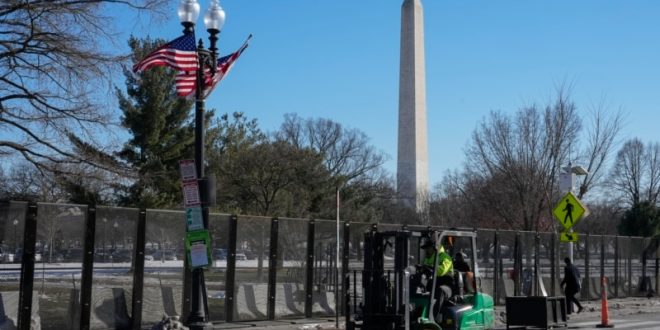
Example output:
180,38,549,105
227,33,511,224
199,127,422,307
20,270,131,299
420,239,454,307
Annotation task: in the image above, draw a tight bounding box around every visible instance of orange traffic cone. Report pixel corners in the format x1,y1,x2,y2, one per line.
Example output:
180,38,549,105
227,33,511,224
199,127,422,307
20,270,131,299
596,276,614,328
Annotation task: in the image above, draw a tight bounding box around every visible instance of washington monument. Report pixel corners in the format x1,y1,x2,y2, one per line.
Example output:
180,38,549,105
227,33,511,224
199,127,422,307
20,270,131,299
397,0,429,213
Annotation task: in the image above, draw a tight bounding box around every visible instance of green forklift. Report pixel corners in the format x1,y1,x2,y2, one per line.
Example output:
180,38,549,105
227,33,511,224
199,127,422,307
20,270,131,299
346,228,495,330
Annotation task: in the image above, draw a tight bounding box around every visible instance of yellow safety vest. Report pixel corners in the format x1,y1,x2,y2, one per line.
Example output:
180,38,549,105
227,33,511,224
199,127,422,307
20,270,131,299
423,246,453,277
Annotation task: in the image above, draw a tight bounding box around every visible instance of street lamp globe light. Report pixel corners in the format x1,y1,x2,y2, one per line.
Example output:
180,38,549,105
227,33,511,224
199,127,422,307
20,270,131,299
177,0,200,25
204,0,225,32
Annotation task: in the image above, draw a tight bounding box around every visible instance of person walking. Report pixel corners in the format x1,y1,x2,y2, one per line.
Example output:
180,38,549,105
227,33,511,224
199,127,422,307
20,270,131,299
560,257,584,314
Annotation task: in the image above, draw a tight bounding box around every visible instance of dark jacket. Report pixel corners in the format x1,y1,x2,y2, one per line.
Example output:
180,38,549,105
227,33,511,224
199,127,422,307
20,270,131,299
561,263,581,292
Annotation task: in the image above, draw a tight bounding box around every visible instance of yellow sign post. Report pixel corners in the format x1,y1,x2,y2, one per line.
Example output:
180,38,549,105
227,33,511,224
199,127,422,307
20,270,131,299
552,191,589,230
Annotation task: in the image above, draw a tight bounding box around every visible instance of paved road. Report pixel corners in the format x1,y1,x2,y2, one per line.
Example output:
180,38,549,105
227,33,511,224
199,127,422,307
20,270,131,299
208,297,660,330
564,314,660,330
212,313,660,330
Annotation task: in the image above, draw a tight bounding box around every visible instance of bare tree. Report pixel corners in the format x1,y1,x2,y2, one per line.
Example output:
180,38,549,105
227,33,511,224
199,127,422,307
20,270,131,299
0,0,166,177
575,106,624,199
465,91,580,231
609,139,660,206
276,114,387,183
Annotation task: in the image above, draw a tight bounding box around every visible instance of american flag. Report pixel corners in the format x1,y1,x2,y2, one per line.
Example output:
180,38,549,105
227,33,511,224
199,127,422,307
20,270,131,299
175,34,251,98
132,32,198,73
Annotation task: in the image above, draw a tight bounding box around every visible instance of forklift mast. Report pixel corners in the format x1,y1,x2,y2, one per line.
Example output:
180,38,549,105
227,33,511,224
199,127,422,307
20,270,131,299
362,228,413,328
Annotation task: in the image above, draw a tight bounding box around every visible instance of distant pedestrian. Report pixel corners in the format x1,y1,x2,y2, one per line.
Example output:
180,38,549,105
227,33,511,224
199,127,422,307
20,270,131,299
560,257,584,314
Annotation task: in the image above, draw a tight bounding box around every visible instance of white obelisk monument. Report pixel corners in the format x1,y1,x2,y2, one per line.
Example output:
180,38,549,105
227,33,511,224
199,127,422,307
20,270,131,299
397,0,429,213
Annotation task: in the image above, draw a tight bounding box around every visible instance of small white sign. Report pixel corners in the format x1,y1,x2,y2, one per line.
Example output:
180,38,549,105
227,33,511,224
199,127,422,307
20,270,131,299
179,159,198,182
182,182,201,207
190,241,209,268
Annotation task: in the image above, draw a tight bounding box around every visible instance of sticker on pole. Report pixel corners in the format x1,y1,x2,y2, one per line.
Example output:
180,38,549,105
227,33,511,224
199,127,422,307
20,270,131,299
185,230,212,268
552,191,589,230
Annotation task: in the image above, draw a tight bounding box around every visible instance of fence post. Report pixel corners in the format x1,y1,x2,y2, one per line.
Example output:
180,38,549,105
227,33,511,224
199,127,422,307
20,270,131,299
534,233,540,296
600,236,606,289
341,221,350,316
655,248,660,292
17,201,37,330
267,217,279,320
585,233,590,300
79,205,96,330
628,236,632,296
550,232,556,297
493,231,499,304
131,209,147,330
614,235,619,298
513,233,521,296
305,219,315,318
224,215,238,322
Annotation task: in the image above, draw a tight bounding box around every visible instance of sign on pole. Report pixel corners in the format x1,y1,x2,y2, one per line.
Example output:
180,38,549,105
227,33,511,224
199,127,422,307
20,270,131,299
559,231,578,243
185,207,204,232
179,159,197,182
185,230,212,268
552,191,589,230
182,182,201,207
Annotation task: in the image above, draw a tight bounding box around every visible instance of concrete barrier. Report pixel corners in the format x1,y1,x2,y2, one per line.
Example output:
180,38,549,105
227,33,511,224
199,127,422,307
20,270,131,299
90,287,130,330
607,279,626,297
0,291,40,330
498,278,515,300
234,284,267,321
140,286,182,325
312,291,335,315
274,283,303,317
233,283,336,320
541,277,560,297
480,279,493,299
581,277,603,300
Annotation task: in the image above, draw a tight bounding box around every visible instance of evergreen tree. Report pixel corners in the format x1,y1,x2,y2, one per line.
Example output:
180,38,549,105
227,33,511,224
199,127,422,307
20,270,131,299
619,201,660,237
116,36,204,208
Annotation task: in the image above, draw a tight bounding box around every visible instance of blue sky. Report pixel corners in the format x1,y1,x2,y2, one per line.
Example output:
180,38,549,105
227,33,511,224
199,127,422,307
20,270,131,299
120,1,660,187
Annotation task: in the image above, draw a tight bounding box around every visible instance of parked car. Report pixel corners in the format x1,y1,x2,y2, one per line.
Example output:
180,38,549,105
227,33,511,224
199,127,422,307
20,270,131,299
152,250,177,261
12,248,41,263
64,248,84,262
0,246,15,263
235,253,247,261
94,250,113,263
240,250,257,260
41,248,65,263
111,249,132,262
213,248,227,260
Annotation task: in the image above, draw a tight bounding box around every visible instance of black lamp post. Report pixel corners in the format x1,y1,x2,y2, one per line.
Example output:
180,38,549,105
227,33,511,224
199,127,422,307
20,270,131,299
178,0,225,328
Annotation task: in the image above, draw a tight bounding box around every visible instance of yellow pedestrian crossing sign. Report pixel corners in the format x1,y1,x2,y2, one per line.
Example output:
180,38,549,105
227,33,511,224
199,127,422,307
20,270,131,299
552,191,589,230
559,231,578,243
